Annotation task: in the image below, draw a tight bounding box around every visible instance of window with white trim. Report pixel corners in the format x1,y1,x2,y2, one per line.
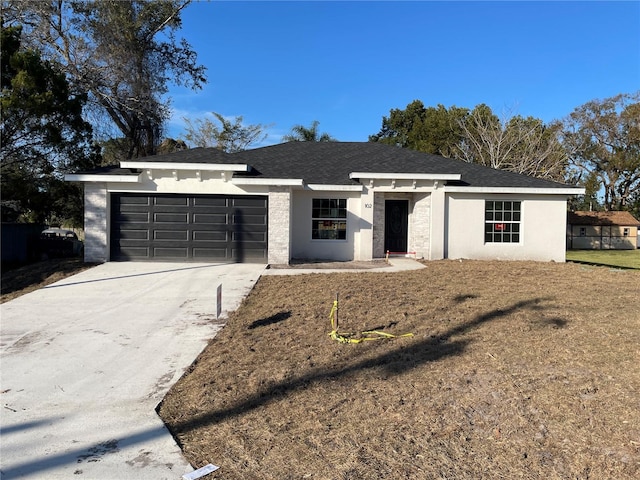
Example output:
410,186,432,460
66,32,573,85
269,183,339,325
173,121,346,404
312,198,347,240
485,200,521,243
623,228,630,237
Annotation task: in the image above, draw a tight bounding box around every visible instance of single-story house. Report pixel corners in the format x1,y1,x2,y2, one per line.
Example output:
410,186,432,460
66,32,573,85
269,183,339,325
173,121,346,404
567,210,640,250
65,141,584,264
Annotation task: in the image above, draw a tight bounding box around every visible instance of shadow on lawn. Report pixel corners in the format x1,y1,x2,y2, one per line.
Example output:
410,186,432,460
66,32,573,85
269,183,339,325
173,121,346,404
170,297,553,434
247,311,292,330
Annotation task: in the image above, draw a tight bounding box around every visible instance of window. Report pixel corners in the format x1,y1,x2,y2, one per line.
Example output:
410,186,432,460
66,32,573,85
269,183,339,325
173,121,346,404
579,227,586,237
623,228,630,237
312,198,347,240
485,200,521,243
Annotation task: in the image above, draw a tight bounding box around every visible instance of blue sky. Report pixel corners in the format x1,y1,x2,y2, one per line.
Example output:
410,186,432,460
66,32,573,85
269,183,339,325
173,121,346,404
166,1,640,147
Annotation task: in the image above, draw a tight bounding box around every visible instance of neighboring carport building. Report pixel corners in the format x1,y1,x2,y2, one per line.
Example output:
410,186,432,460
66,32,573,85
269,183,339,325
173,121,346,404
66,142,584,264
567,210,640,250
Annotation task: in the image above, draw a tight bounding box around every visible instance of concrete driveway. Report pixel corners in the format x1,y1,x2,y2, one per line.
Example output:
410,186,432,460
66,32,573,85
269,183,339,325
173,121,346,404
0,262,265,479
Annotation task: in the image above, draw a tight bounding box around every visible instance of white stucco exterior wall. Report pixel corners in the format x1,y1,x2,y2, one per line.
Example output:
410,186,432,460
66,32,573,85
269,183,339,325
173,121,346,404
290,190,359,261
445,193,569,262
429,186,446,260
353,186,374,261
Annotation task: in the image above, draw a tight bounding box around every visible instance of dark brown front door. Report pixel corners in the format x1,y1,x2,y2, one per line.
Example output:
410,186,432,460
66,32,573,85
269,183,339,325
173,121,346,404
384,200,408,253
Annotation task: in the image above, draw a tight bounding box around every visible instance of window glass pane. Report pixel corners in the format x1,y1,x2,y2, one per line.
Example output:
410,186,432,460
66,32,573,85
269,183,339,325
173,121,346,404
484,200,521,244
312,199,347,239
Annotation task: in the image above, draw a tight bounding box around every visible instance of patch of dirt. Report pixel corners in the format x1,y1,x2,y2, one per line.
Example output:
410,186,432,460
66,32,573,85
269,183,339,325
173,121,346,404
159,260,640,479
1,258,96,304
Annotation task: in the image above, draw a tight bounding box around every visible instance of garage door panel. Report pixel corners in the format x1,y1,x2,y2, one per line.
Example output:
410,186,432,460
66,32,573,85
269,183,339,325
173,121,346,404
238,214,268,225
193,213,228,224
192,197,228,207
233,248,267,260
232,197,267,208
153,247,189,258
119,229,149,240
155,196,188,206
117,212,150,223
111,193,267,262
119,196,151,205
192,248,229,259
193,231,228,241
118,246,150,258
232,231,267,242
154,213,189,223
154,230,189,241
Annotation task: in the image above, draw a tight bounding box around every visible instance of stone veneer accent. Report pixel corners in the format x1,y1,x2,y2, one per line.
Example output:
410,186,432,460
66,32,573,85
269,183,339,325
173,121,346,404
84,183,108,263
372,192,386,258
410,193,431,259
268,187,291,264
373,192,431,259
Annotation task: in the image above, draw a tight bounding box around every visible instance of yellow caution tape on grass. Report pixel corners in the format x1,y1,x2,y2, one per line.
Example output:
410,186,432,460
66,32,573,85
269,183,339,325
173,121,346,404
328,300,414,344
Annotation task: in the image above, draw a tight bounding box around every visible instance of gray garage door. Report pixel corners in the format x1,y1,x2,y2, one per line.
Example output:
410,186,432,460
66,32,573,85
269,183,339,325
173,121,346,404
110,193,268,262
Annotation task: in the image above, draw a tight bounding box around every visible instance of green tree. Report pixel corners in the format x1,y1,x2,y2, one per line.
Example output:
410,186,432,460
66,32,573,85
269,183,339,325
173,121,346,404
182,112,270,152
370,101,567,181
567,171,602,212
1,23,97,225
369,100,468,157
560,92,640,211
627,189,640,220
5,0,206,159
282,120,335,142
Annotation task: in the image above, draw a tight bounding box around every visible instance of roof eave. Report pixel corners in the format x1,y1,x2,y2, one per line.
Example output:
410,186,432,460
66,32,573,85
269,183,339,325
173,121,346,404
306,184,363,191
231,178,304,187
444,186,586,195
350,172,462,181
64,173,141,183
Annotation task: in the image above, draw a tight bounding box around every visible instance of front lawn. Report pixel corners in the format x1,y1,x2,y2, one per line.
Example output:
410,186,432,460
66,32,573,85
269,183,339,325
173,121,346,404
159,260,640,479
566,249,640,269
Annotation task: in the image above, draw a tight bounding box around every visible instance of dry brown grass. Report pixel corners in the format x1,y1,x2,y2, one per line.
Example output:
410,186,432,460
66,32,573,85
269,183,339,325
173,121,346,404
0,258,95,304
159,260,640,479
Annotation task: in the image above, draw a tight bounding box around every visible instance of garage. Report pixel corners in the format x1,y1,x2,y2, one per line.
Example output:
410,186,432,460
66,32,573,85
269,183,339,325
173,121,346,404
110,193,268,262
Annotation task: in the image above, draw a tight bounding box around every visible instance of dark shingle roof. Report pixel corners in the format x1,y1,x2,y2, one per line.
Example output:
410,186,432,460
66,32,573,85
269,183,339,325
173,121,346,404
147,147,231,163
71,165,141,176
100,142,581,190
232,142,577,189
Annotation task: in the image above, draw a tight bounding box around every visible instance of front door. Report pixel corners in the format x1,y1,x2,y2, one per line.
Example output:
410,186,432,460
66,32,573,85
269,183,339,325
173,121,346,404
384,200,408,253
